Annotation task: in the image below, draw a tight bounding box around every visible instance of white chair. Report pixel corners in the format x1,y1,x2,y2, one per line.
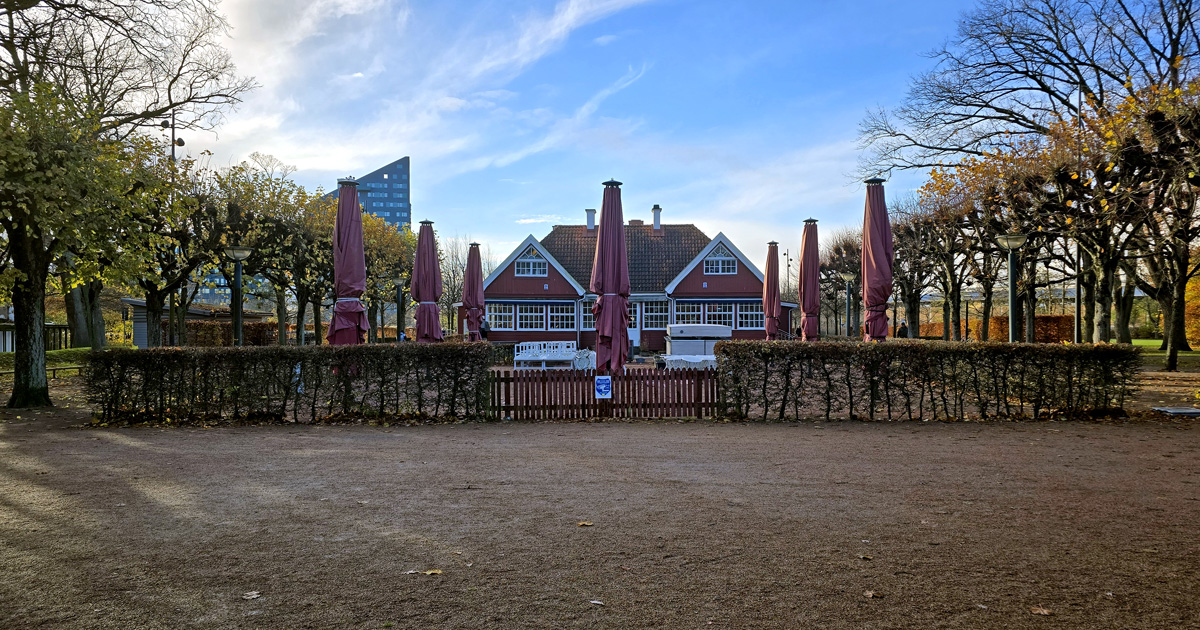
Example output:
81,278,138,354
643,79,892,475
515,341,579,369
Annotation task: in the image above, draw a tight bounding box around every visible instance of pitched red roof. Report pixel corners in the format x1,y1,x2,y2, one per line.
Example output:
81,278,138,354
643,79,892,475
539,224,711,293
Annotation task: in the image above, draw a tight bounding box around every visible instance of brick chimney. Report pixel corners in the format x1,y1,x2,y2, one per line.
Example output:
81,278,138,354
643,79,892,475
652,204,662,230
628,219,644,226
586,208,596,230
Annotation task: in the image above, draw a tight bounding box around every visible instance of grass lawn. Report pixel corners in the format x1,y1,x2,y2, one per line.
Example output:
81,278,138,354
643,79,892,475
1132,339,1200,371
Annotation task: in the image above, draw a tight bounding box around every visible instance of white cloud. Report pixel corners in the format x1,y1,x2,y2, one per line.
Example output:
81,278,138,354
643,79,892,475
593,34,619,45
516,214,568,224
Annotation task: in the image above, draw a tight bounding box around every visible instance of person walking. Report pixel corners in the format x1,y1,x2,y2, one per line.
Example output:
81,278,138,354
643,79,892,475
479,316,490,341
896,320,909,339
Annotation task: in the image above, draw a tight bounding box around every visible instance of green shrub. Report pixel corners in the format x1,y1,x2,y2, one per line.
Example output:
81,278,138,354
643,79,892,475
162,320,278,346
85,342,492,424
715,340,1140,421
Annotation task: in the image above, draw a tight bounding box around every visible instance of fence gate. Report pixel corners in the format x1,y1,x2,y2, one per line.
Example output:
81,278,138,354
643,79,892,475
489,368,719,420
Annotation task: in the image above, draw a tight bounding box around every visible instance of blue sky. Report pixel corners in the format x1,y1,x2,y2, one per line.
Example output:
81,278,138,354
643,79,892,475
194,0,974,262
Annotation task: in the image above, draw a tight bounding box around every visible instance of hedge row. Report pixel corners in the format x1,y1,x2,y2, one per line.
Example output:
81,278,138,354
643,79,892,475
160,320,278,346
918,315,1074,343
85,342,492,424
715,340,1140,421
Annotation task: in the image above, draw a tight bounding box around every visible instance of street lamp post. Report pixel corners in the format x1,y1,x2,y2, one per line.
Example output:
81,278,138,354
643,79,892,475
160,114,186,346
840,271,855,338
996,233,1029,343
224,244,253,346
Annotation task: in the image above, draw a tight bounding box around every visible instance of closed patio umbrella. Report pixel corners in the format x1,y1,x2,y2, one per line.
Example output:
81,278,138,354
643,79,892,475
861,178,894,341
798,218,820,341
589,180,631,374
763,242,780,340
463,242,485,341
326,178,370,345
413,220,444,343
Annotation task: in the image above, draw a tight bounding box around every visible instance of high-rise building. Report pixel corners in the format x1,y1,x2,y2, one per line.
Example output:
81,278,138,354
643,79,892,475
332,156,411,228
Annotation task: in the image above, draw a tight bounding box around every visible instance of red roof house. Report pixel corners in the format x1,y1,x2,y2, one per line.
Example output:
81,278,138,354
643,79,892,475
459,207,795,352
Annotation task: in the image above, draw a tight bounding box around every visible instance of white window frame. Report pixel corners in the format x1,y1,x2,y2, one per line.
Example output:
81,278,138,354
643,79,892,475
675,302,701,325
517,304,545,330
548,304,575,330
705,303,734,327
627,302,639,329
514,246,548,278
642,301,669,330
488,304,514,330
580,300,595,330
737,302,765,330
703,244,738,275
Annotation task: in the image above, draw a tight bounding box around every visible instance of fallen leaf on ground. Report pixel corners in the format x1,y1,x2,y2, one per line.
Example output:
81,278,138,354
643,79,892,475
1030,606,1053,615
242,591,261,600
975,604,988,610
858,555,873,560
578,521,594,527
864,590,882,598
404,570,419,575
422,569,442,575
589,600,604,606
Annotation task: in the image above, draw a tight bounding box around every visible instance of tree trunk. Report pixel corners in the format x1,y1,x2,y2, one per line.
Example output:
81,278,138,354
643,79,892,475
979,284,994,342
1114,275,1135,345
1024,287,1036,344
64,284,90,347
144,289,166,348
295,290,309,346
275,286,288,345
85,280,105,348
1081,250,1096,343
949,284,962,341
312,296,323,344
941,297,950,341
904,292,921,338
1167,253,1191,370
8,244,51,407
1094,262,1114,343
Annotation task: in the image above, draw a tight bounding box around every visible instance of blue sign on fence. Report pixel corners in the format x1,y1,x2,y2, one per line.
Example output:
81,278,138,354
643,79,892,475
594,375,612,399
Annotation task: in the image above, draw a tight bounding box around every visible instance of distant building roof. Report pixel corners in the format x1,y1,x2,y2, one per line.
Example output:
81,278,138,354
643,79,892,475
539,223,711,293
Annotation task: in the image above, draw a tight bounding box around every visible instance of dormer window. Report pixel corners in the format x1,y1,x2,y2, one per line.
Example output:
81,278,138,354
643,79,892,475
515,246,548,277
703,244,737,275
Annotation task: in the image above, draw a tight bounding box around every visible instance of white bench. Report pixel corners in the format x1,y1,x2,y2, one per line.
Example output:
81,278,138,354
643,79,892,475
515,341,582,370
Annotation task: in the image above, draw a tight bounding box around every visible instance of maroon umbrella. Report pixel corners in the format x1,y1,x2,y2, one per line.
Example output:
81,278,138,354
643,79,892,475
798,218,820,341
589,180,631,373
861,178,894,341
326,178,370,345
413,220,444,343
463,242,485,342
763,242,781,340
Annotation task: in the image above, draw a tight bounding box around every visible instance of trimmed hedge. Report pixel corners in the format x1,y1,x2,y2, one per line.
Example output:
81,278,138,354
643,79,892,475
161,320,278,346
716,340,1140,421
85,342,492,424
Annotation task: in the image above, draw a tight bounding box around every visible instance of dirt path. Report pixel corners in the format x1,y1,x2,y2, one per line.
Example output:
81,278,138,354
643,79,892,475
1,388,1198,628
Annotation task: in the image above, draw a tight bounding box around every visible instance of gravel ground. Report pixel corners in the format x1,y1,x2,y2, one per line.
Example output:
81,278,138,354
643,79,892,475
0,378,1198,629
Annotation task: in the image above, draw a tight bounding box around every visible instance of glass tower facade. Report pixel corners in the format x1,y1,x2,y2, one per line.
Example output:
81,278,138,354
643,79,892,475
333,156,411,228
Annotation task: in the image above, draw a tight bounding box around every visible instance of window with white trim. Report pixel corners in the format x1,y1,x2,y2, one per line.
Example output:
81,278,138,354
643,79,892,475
487,304,514,330
737,302,765,329
627,302,638,329
517,304,545,330
581,300,595,329
703,244,737,275
514,246,548,277
705,303,734,327
548,304,575,330
675,303,701,324
643,302,669,329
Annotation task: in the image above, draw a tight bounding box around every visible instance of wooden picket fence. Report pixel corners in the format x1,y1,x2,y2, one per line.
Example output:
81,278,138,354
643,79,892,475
489,368,720,420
